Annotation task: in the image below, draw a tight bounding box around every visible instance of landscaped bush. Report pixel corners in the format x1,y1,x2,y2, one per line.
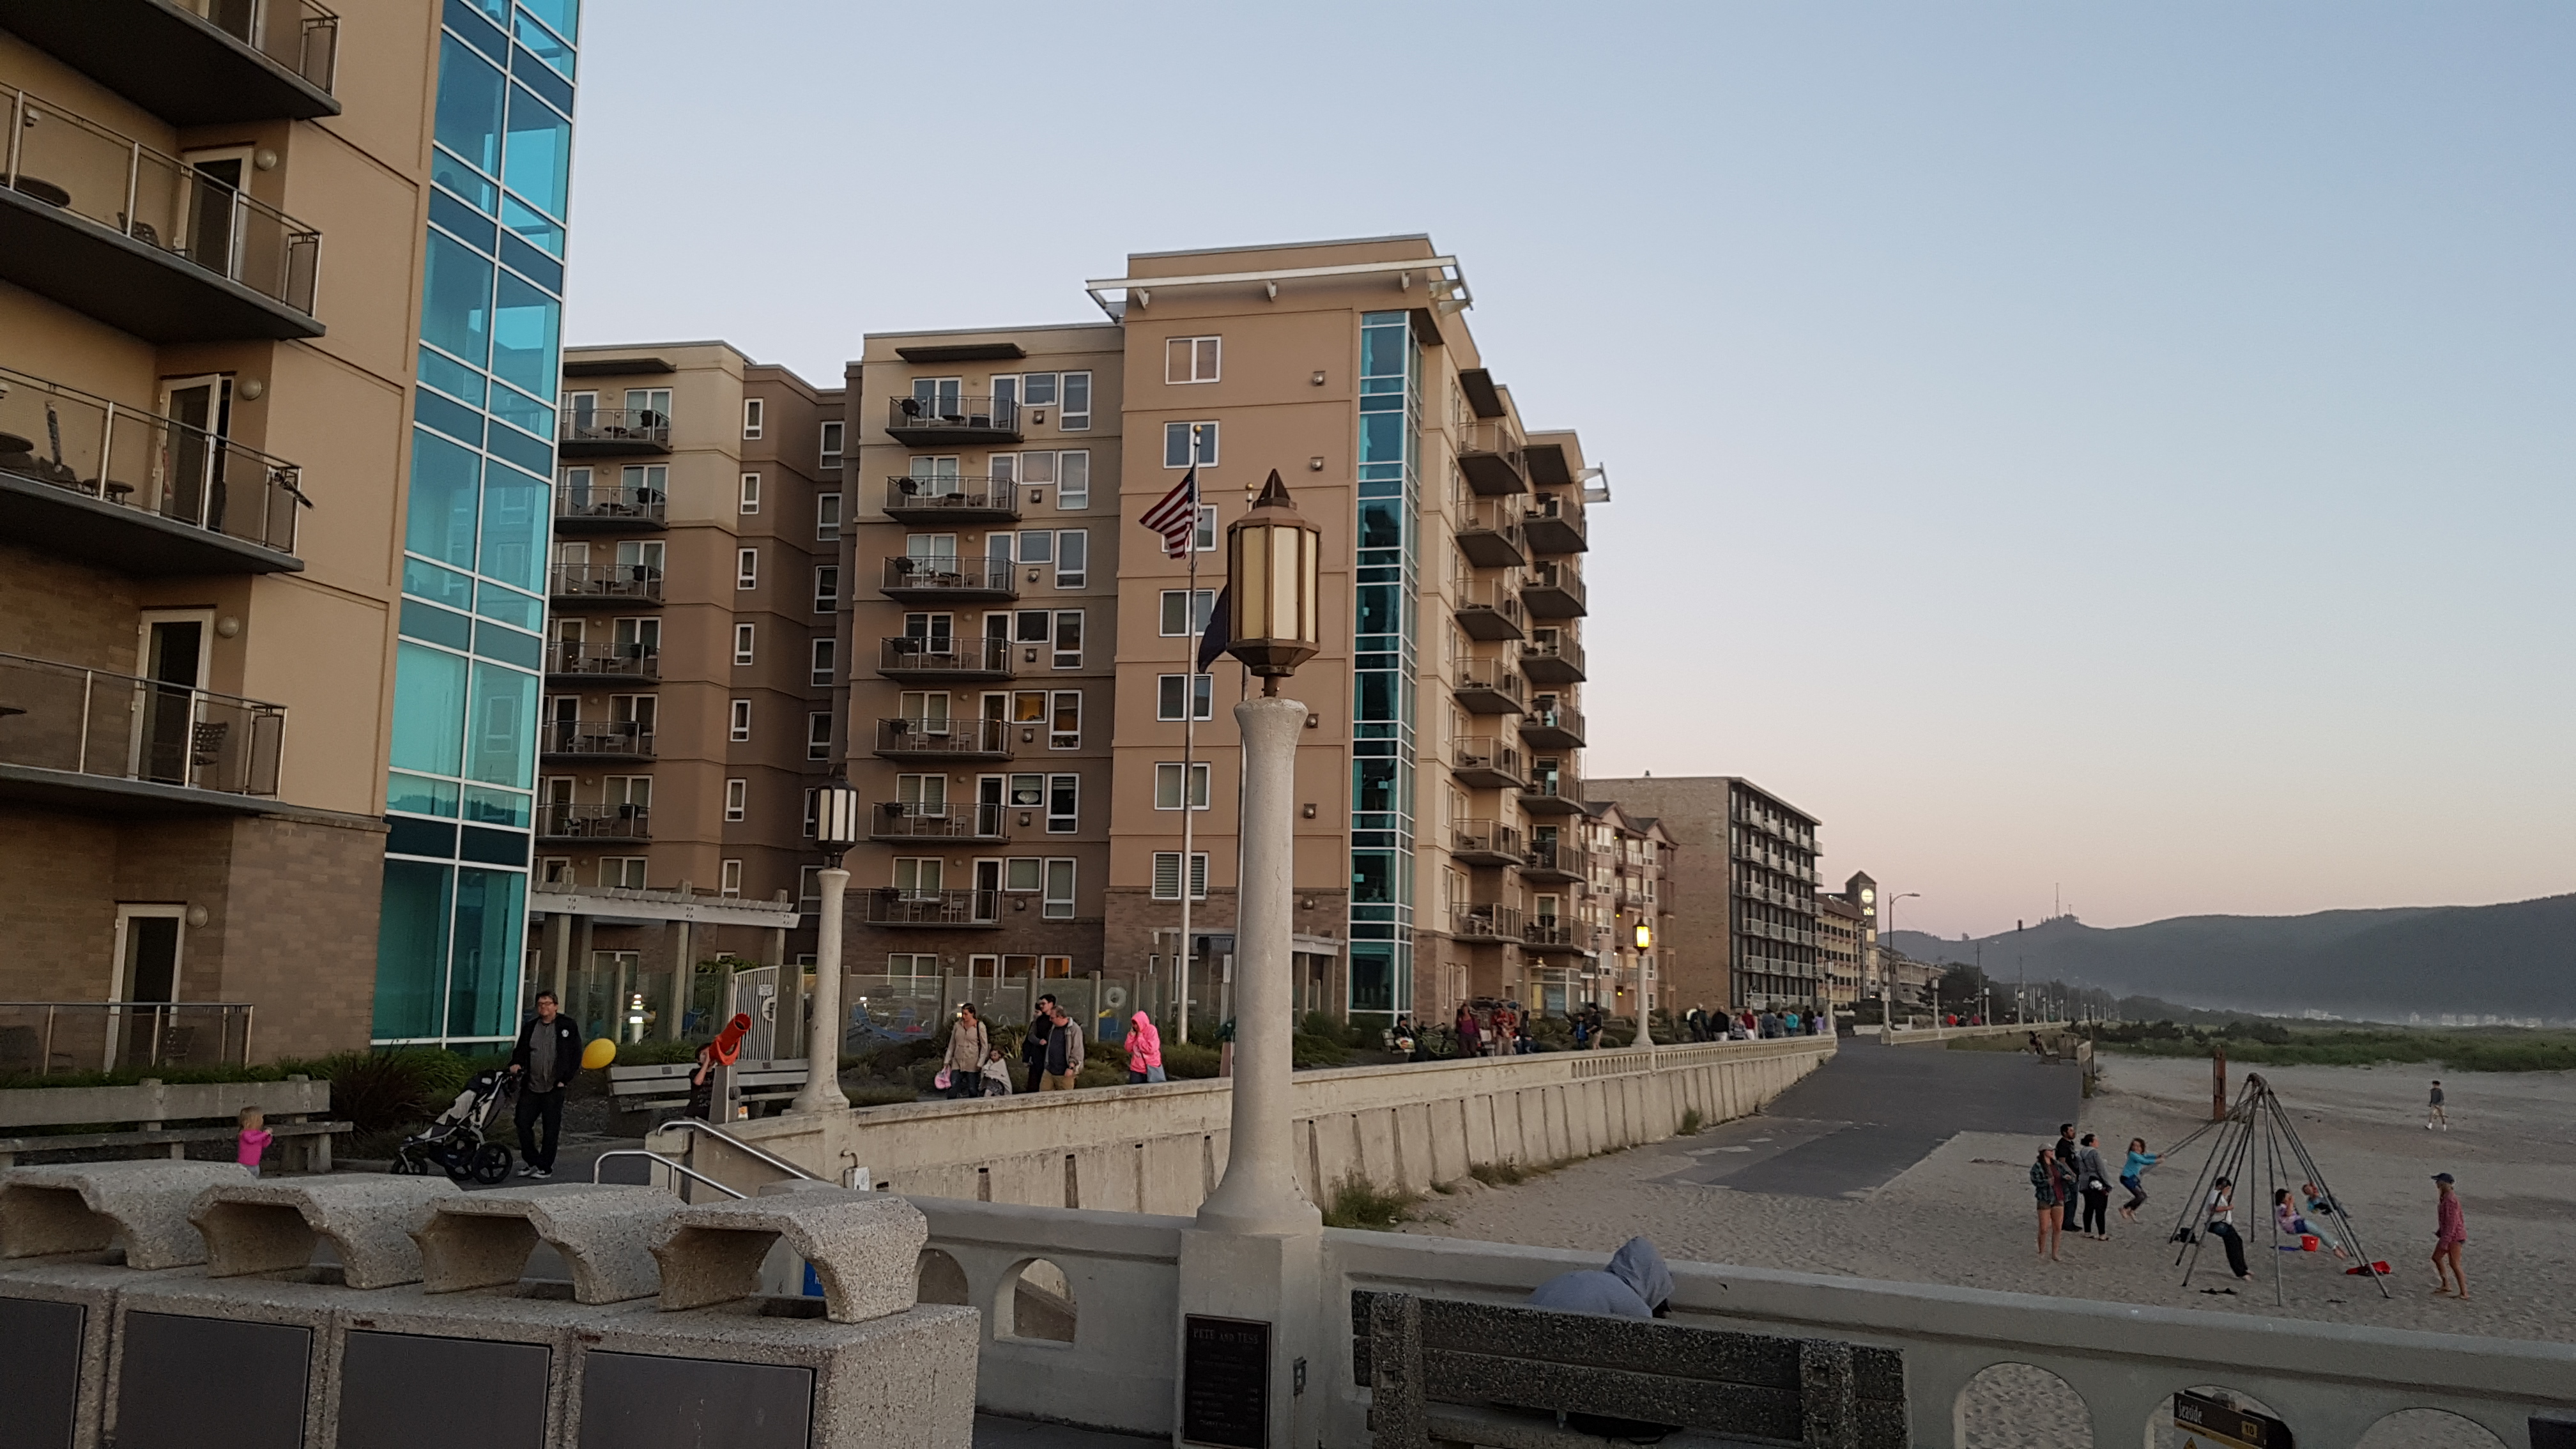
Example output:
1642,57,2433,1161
1320,1172,1420,1230
1162,1039,1222,1078
1291,1032,1351,1068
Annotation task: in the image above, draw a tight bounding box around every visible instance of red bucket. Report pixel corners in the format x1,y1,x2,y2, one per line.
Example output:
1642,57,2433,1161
2300,1234,2320,1252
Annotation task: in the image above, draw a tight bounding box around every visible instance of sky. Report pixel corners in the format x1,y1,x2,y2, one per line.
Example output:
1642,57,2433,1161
559,3,2576,939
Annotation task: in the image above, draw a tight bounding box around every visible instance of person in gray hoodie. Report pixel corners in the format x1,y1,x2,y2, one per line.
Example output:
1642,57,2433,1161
1524,1238,1680,1438
2075,1133,2113,1239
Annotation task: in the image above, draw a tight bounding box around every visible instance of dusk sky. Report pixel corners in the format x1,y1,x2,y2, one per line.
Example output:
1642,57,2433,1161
561,3,2574,940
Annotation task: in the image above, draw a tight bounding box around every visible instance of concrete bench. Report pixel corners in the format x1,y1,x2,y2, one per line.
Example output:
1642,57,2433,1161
1352,1289,1905,1449
0,1119,349,1171
609,1059,808,1116
0,1077,342,1169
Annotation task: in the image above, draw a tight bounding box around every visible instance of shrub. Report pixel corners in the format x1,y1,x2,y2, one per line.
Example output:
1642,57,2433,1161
1163,1039,1222,1078
299,1050,451,1135
1291,1032,1351,1068
1467,1159,1533,1188
1320,1173,1420,1230
845,1083,921,1108
1678,1108,1705,1137
608,1038,700,1067
1524,1016,1574,1052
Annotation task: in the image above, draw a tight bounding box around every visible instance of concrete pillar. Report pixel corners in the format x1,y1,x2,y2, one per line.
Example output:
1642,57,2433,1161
791,868,851,1113
576,914,597,1033
666,917,692,1040
548,912,571,1008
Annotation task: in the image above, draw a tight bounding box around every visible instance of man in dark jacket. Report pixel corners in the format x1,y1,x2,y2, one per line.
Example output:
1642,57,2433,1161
507,991,584,1178
1022,993,1059,1094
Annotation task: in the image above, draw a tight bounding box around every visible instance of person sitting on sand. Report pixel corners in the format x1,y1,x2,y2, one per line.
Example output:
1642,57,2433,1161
2273,1188,2349,1259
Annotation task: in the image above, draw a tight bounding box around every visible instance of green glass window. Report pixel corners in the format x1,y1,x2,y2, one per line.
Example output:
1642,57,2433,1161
462,784,532,827
387,772,460,817
373,859,454,1039
432,36,505,178
422,231,493,367
502,85,572,218
477,457,550,592
405,427,481,569
390,642,468,776
446,867,526,1038
465,661,536,786
518,0,578,43
490,271,560,402
403,555,474,610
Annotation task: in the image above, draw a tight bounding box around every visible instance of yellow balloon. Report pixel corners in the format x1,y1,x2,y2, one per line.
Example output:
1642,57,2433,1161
581,1038,617,1070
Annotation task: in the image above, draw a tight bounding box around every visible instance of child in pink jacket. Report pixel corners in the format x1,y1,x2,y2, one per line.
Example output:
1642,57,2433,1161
1125,1011,1165,1084
236,1106,273,1177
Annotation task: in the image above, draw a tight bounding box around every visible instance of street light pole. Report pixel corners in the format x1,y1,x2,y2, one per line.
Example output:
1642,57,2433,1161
791,774,861,1115
1882,891,1920,1027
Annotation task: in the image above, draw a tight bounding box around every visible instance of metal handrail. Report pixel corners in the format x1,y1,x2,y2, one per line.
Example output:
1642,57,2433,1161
0,362,310,553
656,1118,822,1182
590,1147,747,1199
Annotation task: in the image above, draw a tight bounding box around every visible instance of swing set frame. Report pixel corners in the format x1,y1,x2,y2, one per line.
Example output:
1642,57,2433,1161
2161,1071,2391,1303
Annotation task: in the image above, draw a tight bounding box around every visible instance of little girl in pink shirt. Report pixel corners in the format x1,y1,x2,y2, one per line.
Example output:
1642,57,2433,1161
236,1106,273,1177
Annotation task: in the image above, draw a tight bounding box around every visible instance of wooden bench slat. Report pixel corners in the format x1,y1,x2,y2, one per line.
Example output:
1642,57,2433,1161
1420,1297,1803,1388
1410,1403,1786,1449
1424,1349,1803,1443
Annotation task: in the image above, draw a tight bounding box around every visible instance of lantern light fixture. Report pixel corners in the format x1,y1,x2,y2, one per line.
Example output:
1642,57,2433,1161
812,770,863,861
1222,469,1322,693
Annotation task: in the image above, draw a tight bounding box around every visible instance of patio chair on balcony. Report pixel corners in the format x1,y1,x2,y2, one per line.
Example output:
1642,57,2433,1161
191,721,229,773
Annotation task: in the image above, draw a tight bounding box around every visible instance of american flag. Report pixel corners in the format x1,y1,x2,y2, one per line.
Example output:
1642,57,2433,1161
1139,463,1199,560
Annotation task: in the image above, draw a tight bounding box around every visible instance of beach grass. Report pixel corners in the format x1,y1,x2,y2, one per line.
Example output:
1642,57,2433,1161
2094,1027,2576,1072
1321,1173,1422,1230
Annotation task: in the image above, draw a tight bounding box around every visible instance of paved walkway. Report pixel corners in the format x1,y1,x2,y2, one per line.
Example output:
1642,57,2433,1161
1667,1036,2080,1199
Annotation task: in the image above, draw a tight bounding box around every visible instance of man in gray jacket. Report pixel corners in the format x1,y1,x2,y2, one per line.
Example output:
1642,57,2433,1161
1039,1002,1085,1091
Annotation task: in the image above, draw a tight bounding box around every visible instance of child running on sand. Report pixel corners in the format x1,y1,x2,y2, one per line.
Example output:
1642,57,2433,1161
2118,1138,2158,1222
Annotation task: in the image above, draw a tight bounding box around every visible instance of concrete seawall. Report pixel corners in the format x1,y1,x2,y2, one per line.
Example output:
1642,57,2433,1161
658,1037,1835,1213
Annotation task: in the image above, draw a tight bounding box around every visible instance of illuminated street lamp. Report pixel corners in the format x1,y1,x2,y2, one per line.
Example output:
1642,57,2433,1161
790,771,861,1114
1223,470,1322,693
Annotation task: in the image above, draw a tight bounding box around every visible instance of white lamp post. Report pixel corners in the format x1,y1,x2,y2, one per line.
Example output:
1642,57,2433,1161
790,772,861,1114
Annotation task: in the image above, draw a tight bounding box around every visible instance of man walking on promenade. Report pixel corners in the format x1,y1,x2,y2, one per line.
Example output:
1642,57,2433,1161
2426,1079,2447,1131
1039,1002,1084,1091
506,990,583,1179
1022,993,1058,1094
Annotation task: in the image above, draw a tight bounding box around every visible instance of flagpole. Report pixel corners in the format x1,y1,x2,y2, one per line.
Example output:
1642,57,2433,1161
1175,431,1204,1045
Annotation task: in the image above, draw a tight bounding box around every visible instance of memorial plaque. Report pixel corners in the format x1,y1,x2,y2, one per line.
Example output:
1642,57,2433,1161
0,1297,84,1449
2174,1390,2293,1449
341,1331,550,1449
580,1349,815,1449
117,1311,311,1449
1183,1314,1270,1448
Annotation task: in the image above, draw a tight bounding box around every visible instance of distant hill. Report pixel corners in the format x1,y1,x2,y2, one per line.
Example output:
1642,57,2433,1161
1887,895,2576,1023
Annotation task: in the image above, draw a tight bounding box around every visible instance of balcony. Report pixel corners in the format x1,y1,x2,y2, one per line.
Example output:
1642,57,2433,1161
1520,636,1584,685
537,804,651,843
558,408,671,459
1522,562,1586,618
1449,736,1526,790
873,717,1011,763
0,0,340,125
549,562,663,606
0,364,307,574
1523,919,1588,954
1448,818,1527,868
1520,771,1583,816
1522,841,1588,882
861,889,1001,928
1453,499,1526,569
0,649,282,813
1,87,322,341
1450,903,1524,943
1521,702,1585,749
541,721,655,763
553,479,666,530
1522,492,1588,555
1452,581,1524,641
878,634,1013,682
884,477,1020,525
1452,663,1524,716
1456,419,1528,496
546,643,659,685
881,555,1016,604
885,395,1020,447
870,801,1008,843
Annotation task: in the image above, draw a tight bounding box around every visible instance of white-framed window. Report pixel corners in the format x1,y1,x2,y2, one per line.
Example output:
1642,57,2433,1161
742,397,763,439
813,565,840,613
737,548,759,590
1057,450,1090,509
724,778,747,821
624,387,671,420
893,857,942,893
1163,420,1217,468
1009,529,1049,567
1049,689,1080,749
1165,335,1220,384
539,856,573,885
887,951,939,977
733,622,755,665
620,463,666,502
809,638,837,687
1194,503,1216,552
1157,673,1214,721
819,419,843,463
799,865,821,900
1046,774,1077,834
719,859,744,896
1160,590,1216,636
808,711,834,760
729,698,751,742
601,857,647,889
1004,857,1043,892
1055,530,1087,588
1152,852,1210,901
1154,762,1212,810
1043,858,1077,918
1061,372,1090,431
739,472,761,514
816,492,841,542
1052,610,1082,669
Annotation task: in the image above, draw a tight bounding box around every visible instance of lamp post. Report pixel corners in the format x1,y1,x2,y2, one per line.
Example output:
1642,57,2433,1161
790,771,861,1115
1882,891,1919,1028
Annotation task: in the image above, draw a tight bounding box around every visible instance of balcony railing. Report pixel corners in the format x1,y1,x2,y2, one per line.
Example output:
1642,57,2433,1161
174,0,342,93
861,889,1002,927
884,477,1021,522
1454,498,1527,568
548,643,659,682
1456,418,1528,495
871,802,1007,841
1522,702,1586,747
1521,771,1582,813
554,480,666,524
3,86,323,318
1523,492,1588,553
537,804,652,841
0,1000,256,1075
1524,841,1588,877
1452,663,1525,714
1450,735,1526,788
885,394,1020,444
880,555,1016,599
1521,636,1585,684
0,649,282,796
543,720,655,758
1448,818,1526,866
558,407,671,454
874,717,1011,758
549,562,664,602
1524,561,1587,617
1523,920,1585,951
878,634,1013,678
1450,903,1524,942
1,364,308,557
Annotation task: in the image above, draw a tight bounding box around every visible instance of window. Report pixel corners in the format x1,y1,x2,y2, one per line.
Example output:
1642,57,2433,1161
1011,691,1048,726
601,857,647,889
1055,530,1087,588
1021,373,1057,408
1061,372,1090,431
1057,450,1090,509
813,565,840,613
1050,690,1080,749
1194,503,1216,552
724,779,747,822
1166,335,1220,384
799,865,822,901
816,492,841,541
1004,857,1042,891
1043,858,1076,918
809,638,837,687
733,623,755,664
808,711,833,760
1010,530,1050,566
1052,610,1082,668
819,419,843,463
1157,673,1215,721
1160,590,1216,636
1155,762,1212,810
719,859,743,896
539,856,572,885
1163,421,1217,468
740,472,760,514
1152,852,1211,901
737,548,758,590
742,397,763,439
893,857,942,893
729,698,751,741
1046,774,1077,834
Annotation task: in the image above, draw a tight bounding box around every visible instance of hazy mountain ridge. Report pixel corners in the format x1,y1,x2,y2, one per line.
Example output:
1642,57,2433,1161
1887,895,2576,1021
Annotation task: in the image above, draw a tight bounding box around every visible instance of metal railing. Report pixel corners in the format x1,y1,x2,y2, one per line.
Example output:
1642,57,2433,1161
884,477,1020,515
0,650,283,795
1523,771,1579,805
537,803,651,841
1523,920,1584,950
1521,636,1584,678
1455,418,1527,490
543,720,655,758
549,562,664,602
0,1001,255,1075
861,888,1002,926
174,0,342,92
559,407,671,450
1450,736,1525,782
881,555,1015,594
1453,664,1524,707
554,479,666,522
871,801,1006,839
1523,491,1587,546
875,717,1010,756
1452,580,1523,632
1526,561,1586,609
548,642,659,680
1524,841,1587,875
887,394,1018,435
1450,903,1524,942
878,635,1013,676
1448,818,1526,862
1524,702,1585,741
4,86,323,315
1454,498,1525,553
0,364,308,555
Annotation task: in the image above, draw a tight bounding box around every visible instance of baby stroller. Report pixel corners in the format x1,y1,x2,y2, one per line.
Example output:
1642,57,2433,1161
392,1068,516,1184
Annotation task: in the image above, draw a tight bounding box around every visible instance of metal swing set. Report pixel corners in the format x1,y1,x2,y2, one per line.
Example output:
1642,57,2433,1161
2161,1071,2391,1305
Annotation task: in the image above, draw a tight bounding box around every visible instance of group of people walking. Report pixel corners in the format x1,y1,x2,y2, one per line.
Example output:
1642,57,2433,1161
1681,1005,1828,1040
933,997,1171,1100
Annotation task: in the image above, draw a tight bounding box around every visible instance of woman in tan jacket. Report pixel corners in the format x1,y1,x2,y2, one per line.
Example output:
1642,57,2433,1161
943,1004,992,1100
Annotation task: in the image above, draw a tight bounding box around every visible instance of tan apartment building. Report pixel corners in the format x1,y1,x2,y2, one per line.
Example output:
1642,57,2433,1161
1572,801,1678,1021
0,1,472,1065
1817,891,1863,1012
831,236,1609,1031
1584,776,1825,1015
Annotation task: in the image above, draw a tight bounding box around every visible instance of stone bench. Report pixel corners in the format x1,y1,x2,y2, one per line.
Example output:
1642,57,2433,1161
0,1120,349,1171
609,1059,808,1116
1352,1290,1906,1449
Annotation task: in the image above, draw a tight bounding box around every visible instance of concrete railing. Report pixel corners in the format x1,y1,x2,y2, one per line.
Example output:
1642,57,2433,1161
659,1037,1836,1213
1880,1020,2061,1046
0,1077,328,1130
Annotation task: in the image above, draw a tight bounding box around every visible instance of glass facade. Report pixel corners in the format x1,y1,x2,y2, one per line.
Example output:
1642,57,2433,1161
374,0,579,1046
1349,312,1420,1027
